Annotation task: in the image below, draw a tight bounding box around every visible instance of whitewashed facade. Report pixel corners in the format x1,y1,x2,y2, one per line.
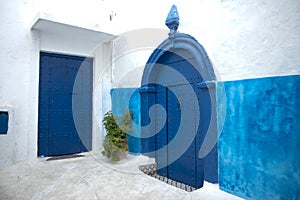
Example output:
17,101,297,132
0,0,299,166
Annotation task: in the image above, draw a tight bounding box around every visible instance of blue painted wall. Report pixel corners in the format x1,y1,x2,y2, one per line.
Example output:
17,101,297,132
218,75,300,199
110,88,141,155
0,112,8,134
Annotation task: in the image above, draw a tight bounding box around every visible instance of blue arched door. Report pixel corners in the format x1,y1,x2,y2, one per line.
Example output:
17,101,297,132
140,29,219,187
155,49,206,188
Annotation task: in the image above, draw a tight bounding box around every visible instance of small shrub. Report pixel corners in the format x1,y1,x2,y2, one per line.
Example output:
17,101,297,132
102,110,132,161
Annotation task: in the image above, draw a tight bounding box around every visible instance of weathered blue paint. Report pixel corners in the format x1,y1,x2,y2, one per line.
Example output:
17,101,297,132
0,112,8,134
38,52,92,156
110,88,141,154
218,75,300,199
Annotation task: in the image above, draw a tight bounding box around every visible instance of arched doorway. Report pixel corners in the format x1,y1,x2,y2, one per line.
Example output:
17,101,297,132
140,5,218,188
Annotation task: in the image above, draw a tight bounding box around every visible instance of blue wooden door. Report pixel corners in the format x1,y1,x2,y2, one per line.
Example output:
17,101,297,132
38,52,92,157
155,84,168,176
167,84,198,187
154,49,205,188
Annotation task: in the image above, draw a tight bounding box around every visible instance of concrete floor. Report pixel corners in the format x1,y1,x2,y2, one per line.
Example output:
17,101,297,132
0,153,243,200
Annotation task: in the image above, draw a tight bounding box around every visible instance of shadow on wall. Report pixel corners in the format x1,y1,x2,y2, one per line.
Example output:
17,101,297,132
218,75,300,199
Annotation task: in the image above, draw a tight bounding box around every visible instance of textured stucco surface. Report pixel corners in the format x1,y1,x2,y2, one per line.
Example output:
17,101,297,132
110,0,300,87
0,0,40,166
218,75,300,199
187,0,300,81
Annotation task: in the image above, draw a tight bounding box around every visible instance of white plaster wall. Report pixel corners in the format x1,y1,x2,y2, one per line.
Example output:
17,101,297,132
112,29,169,88
0,0,40,166
108,0,300,85
93,41,113,150
182,0,300,81
35,0,117,34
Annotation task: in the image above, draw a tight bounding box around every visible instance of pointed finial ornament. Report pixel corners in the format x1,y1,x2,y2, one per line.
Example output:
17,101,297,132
165,5,179,31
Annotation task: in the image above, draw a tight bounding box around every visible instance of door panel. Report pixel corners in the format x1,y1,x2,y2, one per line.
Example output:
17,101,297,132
167,84,198,188
155,85,168,176
197,84,218,183
38,52,92,157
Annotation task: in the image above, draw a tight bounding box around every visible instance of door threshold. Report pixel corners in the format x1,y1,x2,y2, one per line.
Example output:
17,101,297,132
46,153,85,161
139,163,198,192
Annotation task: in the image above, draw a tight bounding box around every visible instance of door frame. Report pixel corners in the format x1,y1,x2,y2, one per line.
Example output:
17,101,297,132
140,32,218,185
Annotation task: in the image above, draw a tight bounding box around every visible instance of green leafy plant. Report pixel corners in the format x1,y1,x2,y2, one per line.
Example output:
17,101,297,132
102,110,133,161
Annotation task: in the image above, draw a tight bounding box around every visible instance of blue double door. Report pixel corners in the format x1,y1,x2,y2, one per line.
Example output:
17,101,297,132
153,49,204,188
156,83,202,187
38,52,92,157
